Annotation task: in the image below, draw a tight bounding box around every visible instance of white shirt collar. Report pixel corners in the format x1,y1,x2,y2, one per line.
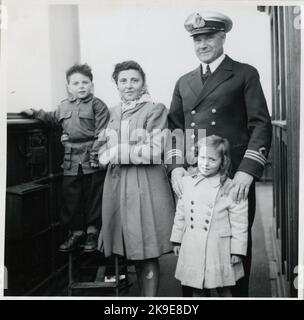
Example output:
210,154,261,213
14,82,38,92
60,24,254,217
201,53,226,74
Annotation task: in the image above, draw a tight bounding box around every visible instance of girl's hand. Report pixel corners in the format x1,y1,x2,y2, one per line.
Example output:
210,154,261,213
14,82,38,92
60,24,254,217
231,254,243,265
108,145,119,164
173,245,181,256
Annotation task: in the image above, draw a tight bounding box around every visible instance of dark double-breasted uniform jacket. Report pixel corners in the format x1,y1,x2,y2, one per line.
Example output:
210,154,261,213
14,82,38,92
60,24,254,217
167,55,272,180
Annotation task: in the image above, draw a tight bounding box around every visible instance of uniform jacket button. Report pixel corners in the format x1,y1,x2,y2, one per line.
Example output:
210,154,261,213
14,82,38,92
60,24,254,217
191,134,195,139
203,227,208,231
190,217,194,221
191,110,196,115
191,122,195,127
205,220,210,224
211,121,216,126
191,201,194,205
211,108,217,113
190,209,194,213
191,225,194,229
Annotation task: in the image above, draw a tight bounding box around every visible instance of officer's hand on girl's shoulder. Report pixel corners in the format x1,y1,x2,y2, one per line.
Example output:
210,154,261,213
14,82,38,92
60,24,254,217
223,171,253,203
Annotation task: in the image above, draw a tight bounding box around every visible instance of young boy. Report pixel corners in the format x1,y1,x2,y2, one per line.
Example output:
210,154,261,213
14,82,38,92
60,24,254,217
22,63,110,252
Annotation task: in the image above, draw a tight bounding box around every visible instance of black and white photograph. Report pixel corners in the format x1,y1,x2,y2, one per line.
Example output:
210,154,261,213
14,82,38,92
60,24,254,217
0,0,303,302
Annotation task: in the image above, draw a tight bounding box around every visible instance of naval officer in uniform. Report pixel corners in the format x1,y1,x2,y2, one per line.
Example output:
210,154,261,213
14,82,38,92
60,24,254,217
167,11,272,297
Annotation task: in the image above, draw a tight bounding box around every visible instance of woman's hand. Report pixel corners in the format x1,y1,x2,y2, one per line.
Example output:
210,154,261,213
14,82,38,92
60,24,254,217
171,167,188,198
231,254,243,265
99,153,109,166
173,245,181,256
99,146,118,166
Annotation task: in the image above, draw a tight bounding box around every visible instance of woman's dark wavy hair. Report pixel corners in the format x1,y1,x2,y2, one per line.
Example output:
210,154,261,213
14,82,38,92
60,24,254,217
195,135,231,185
66,63,93,82
112,60,146,84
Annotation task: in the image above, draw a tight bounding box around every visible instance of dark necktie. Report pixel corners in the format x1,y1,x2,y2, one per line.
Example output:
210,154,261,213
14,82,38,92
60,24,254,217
202,64,211,85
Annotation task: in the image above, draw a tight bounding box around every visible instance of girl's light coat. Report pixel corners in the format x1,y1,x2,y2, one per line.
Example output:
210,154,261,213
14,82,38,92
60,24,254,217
170,174,248,289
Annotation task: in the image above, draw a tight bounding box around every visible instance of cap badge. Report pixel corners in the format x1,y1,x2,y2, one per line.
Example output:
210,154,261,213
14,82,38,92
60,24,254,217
194,13,205,28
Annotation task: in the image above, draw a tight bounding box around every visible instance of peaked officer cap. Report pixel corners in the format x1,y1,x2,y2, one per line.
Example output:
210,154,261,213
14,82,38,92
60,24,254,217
184,11,233,36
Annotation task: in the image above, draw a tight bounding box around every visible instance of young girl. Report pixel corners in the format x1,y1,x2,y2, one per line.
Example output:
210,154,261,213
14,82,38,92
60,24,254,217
170,135,248,297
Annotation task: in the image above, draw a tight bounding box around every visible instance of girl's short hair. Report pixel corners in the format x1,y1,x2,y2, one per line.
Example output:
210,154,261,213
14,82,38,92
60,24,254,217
196,135,231,184
66,63,93,82
112,60,146,84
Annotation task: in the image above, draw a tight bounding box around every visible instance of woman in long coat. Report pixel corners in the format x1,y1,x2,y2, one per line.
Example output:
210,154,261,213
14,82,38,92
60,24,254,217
98,60,175,296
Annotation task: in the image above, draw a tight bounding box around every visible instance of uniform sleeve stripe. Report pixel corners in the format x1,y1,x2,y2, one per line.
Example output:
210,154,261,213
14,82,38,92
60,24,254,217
244,154,266,166
244,150,266,163
167,149,183,157
167,150,182,154
167,149,182,154
167,153,183,160
245,150,267,162
167,151,182,155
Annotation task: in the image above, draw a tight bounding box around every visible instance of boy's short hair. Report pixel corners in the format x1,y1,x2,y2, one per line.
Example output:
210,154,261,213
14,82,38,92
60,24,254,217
66,63,93,82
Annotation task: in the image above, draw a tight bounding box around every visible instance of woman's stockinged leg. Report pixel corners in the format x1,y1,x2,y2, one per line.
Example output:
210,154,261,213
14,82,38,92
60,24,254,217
135,258,160,297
